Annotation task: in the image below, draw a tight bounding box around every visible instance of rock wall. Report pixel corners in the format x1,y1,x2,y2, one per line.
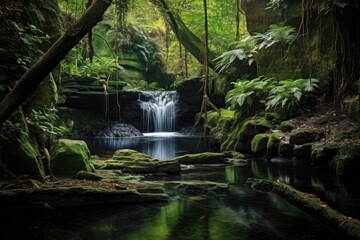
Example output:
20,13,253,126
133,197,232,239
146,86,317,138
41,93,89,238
241,0,334,81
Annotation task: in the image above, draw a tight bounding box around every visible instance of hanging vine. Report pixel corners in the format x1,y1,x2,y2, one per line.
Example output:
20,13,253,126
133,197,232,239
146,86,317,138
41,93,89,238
195,0,220,137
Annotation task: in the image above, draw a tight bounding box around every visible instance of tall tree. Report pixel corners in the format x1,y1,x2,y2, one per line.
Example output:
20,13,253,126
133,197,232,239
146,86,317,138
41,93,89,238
0,0,113,126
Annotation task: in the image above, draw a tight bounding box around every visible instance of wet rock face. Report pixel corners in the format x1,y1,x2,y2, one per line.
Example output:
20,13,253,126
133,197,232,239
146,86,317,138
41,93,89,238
89,121,143,138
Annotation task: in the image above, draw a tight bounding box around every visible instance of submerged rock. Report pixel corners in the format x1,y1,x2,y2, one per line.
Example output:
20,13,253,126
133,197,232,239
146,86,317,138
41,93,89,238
172,152,226,164
164,181,228,196
51,139,95,177
89,121,143,137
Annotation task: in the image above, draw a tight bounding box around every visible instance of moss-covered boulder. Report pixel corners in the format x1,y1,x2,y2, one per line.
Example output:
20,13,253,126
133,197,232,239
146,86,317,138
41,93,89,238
277,120,296,132
331,145,360,183
251,134,270,153
208,109,235,144
278,141,294,157
311,142,339,166
290,129,324,145
112,149,155,161
267,131,285,158
51,139,95,177
172,152,226,164
293,144,312,161
93,149,180,174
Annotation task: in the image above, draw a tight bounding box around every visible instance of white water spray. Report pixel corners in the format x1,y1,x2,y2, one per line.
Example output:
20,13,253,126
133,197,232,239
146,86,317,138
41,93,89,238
138,91,178,133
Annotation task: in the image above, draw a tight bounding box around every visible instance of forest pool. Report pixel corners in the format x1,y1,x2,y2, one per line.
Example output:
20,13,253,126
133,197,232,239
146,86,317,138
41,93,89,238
2,134,357,239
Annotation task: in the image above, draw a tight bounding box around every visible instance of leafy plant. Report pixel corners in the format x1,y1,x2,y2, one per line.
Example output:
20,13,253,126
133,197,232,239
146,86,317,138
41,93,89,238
266,78,319,119
266,0,288,15
214,25,295,74
29,107,68,138
214,36,257,73
226,76,272,119
252,24,296,50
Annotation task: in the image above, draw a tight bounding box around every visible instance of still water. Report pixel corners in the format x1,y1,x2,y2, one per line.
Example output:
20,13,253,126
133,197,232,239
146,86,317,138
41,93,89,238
2,135,356,239
85,133,214,160
0,189,345,240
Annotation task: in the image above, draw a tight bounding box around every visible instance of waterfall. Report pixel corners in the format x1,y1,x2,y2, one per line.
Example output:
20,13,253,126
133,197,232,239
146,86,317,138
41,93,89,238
138,91,178,133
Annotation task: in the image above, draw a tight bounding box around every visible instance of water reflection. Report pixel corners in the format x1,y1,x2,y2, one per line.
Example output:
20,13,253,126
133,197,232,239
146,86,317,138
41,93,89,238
0,192,344,240
223,159,360,219
85,135,214,160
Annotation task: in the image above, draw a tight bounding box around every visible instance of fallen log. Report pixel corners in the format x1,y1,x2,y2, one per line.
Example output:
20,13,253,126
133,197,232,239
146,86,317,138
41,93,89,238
246,178,360,240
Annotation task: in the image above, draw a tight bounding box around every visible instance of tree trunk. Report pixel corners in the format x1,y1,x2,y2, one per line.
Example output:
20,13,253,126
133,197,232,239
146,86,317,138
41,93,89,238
151,0,217,70
0,0,113,126
246,178,360,239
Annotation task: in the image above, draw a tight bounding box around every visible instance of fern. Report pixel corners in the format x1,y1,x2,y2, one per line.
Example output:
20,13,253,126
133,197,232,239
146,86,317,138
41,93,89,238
266,78,319,119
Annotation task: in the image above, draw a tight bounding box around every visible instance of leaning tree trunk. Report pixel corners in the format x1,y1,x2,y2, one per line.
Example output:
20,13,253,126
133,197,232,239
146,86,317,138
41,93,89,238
150,0,218,70
0,0,113,126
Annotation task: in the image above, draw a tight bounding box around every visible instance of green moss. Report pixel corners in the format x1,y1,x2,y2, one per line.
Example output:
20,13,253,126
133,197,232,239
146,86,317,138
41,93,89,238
208,109,235,144
277,120,296,132
51,139,95,177
311,142,339,166
251,134,270,153
267,131,284,157
331,145,360,183
290,129,324,145
264,112,281,124
71,170,103,181
112,149,156,162
172,152,226,164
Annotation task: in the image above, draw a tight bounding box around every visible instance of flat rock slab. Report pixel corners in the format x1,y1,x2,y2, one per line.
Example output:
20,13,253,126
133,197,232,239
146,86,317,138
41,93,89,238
0,186,168,209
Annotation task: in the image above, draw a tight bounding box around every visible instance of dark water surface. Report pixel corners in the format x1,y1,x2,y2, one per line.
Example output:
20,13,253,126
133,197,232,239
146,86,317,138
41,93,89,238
0,190,345,240
2,135,357,239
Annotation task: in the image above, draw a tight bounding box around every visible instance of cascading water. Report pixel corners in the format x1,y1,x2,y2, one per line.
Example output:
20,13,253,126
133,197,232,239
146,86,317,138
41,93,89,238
138,91,178,133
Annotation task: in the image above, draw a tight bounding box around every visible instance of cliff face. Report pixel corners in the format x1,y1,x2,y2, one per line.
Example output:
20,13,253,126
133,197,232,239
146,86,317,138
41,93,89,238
241,0,334,81
0,0,61,179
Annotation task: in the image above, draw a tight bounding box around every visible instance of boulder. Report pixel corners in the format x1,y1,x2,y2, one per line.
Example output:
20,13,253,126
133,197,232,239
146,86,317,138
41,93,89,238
89,121,143,137
251,133,270,153
293,144,312,161
290,129,324,145
172,152,226,164
51,139,95,177
277,120,296,132
94,149,180,174
278,141,294,157
311,143,339,166
267,131,285,158
331,145,360,184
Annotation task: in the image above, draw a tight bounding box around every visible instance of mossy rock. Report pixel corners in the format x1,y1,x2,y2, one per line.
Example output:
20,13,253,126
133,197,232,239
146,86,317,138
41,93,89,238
278,141,294,157
51,139,95,177
343,97,359,122
164,181,228,196
331,145,360,183
267,131,285,158
222,118,272,153
251,134,270,153
293,144,312,161
277,120,296,132
223,151,245,159
71,171,103,181
311,142,339,166
172,152,226,164
208,109,235,144
290,129,324,145
112,149,156,162
264,112,281,124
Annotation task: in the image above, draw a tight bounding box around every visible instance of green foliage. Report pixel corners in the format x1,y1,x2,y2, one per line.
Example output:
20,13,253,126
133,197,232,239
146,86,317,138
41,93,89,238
226,76,318,120
253,24,296,50
29,107,68,138
214,37,257,73
266,0,288,15
126,80,164,91
266,79,319,119
226,76,272,119
214,25,295,74
318,0,350,15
